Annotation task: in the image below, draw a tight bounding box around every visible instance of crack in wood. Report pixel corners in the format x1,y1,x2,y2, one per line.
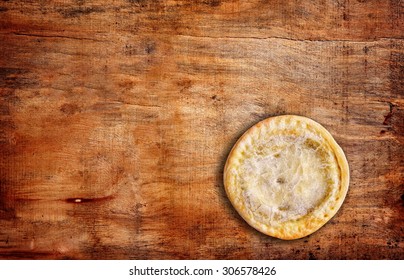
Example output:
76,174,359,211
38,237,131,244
7,31,404,43
11,32,106,42
175,34,404,43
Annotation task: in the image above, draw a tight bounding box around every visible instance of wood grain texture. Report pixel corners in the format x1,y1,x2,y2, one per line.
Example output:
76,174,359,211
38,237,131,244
0,0,403,259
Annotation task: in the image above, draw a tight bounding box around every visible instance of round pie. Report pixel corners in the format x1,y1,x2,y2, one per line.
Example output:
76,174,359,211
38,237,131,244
224,115,349,240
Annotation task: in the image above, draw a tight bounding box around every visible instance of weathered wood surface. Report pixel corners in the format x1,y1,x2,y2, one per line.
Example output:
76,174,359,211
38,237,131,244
0,0,403,259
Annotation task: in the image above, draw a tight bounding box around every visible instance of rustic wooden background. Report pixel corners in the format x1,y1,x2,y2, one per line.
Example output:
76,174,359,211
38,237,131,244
0,0,403,260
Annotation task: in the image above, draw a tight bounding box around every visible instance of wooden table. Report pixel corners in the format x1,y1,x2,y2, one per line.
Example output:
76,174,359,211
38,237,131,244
0,0,403,259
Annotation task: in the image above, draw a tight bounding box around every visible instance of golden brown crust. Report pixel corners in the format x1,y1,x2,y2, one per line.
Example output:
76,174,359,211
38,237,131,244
224,115,349,240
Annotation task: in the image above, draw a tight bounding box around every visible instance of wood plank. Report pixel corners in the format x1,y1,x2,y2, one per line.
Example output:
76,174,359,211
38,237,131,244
0,0,402,40
0,0,403,259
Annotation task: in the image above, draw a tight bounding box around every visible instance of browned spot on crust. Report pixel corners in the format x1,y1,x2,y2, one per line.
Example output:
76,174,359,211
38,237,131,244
277,177,285,184
304,138,320,149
